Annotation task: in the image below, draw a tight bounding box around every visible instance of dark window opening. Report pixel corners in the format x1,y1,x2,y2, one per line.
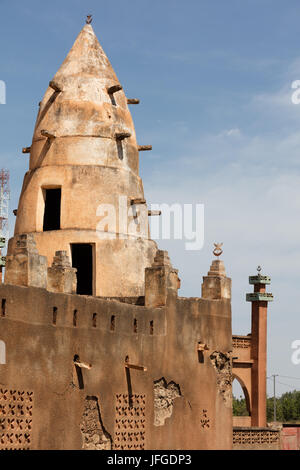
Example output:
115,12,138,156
150,320,154,335
1,299,6,317
71,244,93,296
52,307,57,325
43,188,61,231
133,318,137,333
92,313,97,328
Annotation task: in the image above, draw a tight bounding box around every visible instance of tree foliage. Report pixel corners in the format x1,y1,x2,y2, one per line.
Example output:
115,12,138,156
233,396,249,416
233,390,300,422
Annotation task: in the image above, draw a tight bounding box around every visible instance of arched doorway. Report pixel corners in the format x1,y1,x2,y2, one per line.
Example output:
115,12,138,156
232,375,251,417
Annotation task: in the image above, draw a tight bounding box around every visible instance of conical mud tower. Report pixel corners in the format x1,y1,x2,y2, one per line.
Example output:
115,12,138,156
9,23,157,296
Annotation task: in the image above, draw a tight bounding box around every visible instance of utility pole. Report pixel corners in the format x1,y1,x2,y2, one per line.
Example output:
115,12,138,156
272,374,278,422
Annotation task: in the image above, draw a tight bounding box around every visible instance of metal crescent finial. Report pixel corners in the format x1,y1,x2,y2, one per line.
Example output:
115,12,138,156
257,265,262,276
86,15,92,24
213,242,223,257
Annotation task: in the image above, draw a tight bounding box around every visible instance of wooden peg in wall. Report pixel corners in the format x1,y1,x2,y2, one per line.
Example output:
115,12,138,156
130,198,146,205
116,132,131,140
124,357,147,372
49,80,62,92
138,145,152,151
41,129,56,139
148,210,161,216
197,342,209,352
127,98,140,105
107,84,122,94
74,359,92,370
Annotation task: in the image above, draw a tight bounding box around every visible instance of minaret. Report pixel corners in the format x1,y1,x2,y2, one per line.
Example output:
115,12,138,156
246,266,273,427
7,19,157,297
201,243,231,300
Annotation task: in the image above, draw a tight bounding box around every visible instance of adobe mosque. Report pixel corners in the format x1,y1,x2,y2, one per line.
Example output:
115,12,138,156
0,18,275,450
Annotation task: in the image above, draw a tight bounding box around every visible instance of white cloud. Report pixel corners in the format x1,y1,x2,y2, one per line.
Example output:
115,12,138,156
219,128,241,138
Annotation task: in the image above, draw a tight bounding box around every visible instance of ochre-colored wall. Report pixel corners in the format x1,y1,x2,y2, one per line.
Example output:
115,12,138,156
0,284,232,450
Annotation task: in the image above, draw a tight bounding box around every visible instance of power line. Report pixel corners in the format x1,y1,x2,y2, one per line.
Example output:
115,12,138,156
267,375,300,381
267,376,300,397
278,375,300,381
267,376,300,390
277,380,299,390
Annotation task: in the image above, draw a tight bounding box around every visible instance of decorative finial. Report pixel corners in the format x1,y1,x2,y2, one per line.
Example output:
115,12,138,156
257,265,262,276
213,242,223,257
86,15,92,24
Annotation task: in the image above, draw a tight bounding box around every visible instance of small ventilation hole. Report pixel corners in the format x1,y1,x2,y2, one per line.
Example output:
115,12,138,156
1,299,6,317
110,315,115,332
52,307,57,325
73,310,78,327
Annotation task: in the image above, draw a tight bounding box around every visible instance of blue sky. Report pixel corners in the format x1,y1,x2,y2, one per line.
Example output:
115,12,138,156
1,0,300,397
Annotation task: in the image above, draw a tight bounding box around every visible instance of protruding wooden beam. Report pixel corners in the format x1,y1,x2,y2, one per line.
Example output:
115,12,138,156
116,132,131,141
197,343,209,352
41,129,56,139
108,84,122,94
232,359,254,365
130,198,146,205
74,359,92,370
148,210,161,216
125,362,147,372
49,80,62,93
127,98,140,105
22,147,31,154
13,210,17,216
138,145,152,151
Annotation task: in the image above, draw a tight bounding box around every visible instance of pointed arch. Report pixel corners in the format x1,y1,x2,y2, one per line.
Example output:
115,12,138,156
232,373,251,415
